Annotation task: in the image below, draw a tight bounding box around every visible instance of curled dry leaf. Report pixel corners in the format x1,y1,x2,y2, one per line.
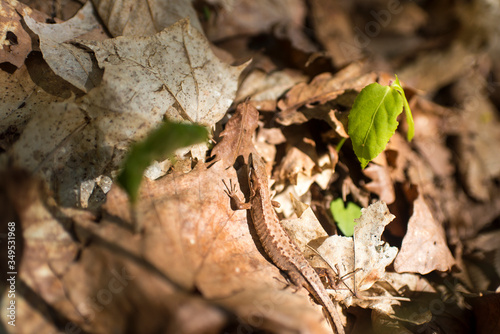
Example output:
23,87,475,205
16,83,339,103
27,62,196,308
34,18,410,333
211,102,259,168
92,0,203,37
276,62,376,123
276,146,316,196
363,161,396,204
394,195,455,274
24,2,105,92
0,0,32,67
281,195,329,251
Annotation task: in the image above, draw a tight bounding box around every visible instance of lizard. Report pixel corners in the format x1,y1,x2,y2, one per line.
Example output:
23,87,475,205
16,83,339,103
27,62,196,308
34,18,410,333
224,152,345,334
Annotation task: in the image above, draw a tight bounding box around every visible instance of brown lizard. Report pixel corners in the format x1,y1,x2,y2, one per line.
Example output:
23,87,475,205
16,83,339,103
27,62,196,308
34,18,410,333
225,152,345,334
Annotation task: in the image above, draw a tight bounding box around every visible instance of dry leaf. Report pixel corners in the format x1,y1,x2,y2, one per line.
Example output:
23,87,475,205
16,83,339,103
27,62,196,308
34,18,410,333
24,2,106,92
0,60,75,150
236,68,307,108
281,195,329,251
10,19,247,206
0,0,32,67
203,0,306,42
0,171,82,332
92,0,203,37
309,0,361,67
363,161,395,204
314,201,398,305
276,62,376,122
211,102,259,168
80,18,246,128
394,195,455,274
90,161,331,333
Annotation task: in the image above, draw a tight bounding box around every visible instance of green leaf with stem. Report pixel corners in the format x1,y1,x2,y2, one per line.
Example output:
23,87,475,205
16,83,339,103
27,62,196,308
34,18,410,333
330,198,362,237
117,121,209,203
348,75,414,168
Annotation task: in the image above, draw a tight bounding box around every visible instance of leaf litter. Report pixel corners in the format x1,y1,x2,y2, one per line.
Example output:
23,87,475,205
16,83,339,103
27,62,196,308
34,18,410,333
2,1,500,333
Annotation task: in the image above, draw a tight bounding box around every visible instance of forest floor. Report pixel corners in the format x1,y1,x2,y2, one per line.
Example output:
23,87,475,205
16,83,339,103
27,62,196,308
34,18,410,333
1,1,500,333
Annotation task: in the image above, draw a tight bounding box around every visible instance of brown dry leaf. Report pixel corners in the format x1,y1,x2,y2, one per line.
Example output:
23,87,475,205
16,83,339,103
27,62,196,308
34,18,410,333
276,63,376,127
398,42,473,92
0,170,82,331
0,58,77,151
211,102,259,168
281,195,329,251
10,18,247,206
92,0,203,37
309,0,361,67
203,0,306,42
394,195,455,274
314,201,398,306
80,18,246,128
0,0,32,67
276,146,316,195
363,160,395,205
236,68,308,109
411,98,455,178
452,71,500,201
24,2,106,92
71,160,331,333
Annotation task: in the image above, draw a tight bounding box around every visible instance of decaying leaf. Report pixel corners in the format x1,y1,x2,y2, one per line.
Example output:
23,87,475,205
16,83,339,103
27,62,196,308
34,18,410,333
92,0,203,37
312,201,398,305
363,160,396,204
276,63,376,126
0,61,74,150
0,170,81,331
80,18,246,128
24,2,105,92
9,18,247,207
0,0,32,67
394,195,455,274
211,102,259,168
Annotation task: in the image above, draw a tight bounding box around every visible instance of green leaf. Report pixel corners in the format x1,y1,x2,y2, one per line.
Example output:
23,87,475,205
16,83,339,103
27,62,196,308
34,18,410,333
330,198,362,237
117,121,208,203
391,75,415,141
348,82,403,168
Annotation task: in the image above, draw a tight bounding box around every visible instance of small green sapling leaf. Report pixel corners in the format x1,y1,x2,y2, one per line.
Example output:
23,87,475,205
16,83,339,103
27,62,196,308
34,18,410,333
330,198,362,237
348,75,414,168
117,121,208,203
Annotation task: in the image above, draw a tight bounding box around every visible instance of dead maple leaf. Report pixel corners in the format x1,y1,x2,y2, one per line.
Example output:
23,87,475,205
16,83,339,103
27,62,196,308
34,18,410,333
0,61,76,151
394,195,456,274
10,18,247,207
80,18,246,128
24,2,106,92
92,0,203,37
